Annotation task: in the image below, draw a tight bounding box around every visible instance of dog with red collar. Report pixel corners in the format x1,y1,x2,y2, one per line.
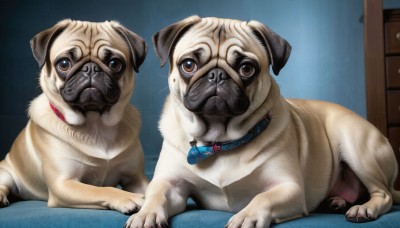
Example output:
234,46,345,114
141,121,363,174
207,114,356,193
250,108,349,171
0,19,148,214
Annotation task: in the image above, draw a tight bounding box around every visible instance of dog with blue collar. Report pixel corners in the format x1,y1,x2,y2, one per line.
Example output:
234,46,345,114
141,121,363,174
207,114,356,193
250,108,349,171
126,16,400,228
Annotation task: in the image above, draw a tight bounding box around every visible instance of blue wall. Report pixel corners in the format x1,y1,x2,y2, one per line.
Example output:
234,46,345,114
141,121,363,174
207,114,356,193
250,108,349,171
0,0,389,161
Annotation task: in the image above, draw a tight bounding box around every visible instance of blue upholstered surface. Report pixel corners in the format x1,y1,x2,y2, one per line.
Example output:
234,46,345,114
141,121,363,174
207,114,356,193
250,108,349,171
1,200,400,227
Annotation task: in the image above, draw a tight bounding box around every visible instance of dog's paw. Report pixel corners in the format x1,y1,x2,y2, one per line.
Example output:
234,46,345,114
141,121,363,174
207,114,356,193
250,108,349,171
110,192,145,215
225,208,271,228
345,205,377,223
0,194,9,208
125,210,168,228
328,197,348,213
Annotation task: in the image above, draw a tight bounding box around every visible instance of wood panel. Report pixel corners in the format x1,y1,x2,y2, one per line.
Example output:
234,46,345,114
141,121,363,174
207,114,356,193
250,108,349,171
363,0,387,136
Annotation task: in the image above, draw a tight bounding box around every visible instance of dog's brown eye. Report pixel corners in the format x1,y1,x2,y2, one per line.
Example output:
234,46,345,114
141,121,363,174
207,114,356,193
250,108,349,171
108,59,123,72
181,59,197,74
239,63,256,77
57,58,71,72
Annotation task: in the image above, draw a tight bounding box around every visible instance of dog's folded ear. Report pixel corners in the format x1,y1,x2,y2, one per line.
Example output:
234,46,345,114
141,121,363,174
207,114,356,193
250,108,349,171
247,21,291,76
30,20,70,69
152,15,201,67
114,25,147,73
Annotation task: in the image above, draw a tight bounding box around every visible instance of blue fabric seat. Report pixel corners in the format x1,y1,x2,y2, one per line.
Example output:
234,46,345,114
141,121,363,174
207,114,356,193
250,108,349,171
1,200,400,227
1,158,400,227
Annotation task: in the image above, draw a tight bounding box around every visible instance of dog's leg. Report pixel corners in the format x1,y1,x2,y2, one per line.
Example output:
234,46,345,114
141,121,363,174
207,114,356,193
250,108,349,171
225,182,307,228
125,178,188,228
47,179,144,214
343,161,393,222
338,128,396,222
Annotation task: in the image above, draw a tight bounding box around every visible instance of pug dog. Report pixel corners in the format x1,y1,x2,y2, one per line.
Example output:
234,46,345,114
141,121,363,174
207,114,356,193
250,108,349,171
126,16,400,227
0,20,149,214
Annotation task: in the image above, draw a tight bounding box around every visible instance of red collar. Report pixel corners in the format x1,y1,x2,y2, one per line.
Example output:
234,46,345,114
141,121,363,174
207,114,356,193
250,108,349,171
49,102,66,122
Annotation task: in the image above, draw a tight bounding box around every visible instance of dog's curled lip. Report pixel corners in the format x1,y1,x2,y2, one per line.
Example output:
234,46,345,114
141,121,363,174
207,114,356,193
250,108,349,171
74,87,115,113
201,96,230,115
79,87,103,103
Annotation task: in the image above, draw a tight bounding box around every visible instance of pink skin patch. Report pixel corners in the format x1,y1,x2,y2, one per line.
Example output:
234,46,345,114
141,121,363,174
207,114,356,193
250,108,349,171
328,163,366,204
317,162,368,215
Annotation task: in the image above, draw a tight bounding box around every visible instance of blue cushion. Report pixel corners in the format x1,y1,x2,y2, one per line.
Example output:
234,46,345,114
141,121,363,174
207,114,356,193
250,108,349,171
171,205,400,228
0,201,128,227
1,200,400,227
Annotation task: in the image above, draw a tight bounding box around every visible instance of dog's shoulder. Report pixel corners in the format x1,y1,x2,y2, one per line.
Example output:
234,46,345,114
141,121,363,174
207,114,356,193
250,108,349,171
28,93,61,128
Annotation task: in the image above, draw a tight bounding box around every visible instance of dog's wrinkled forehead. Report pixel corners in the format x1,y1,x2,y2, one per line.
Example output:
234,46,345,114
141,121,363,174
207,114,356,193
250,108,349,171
50,20,129,62
174,17,265,65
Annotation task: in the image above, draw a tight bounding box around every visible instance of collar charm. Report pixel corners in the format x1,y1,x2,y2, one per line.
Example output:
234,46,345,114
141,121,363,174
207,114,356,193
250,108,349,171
187,114,271,165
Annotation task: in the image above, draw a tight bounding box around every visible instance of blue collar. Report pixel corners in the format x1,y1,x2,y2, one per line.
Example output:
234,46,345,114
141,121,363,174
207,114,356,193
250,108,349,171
187,114,271,165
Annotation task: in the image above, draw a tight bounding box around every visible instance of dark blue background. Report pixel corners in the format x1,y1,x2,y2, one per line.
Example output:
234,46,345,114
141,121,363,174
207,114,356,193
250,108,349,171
1,0,399,165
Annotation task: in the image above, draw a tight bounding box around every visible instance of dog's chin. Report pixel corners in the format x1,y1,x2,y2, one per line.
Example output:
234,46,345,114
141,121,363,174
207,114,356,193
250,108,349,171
76,104,111,114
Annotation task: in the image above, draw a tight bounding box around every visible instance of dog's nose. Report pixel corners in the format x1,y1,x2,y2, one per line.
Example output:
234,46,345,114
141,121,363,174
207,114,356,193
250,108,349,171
207,68,228,85
81,62,101,77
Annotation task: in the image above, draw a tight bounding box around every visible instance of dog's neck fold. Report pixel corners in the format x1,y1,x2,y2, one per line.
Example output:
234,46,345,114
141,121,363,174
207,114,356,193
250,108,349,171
187,113,271,164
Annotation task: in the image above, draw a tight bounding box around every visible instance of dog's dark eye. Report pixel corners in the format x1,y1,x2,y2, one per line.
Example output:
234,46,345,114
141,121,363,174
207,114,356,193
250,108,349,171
108,59,123,72
239,63,256,78
57,58,71,72
181,59,198,74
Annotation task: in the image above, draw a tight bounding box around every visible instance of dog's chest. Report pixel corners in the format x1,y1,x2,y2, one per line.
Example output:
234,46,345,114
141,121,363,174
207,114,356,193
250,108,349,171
189,156,267,212
79,158,112,186
69,137,130,186
193,169,264,212
73,120,123,159
76,149,128,186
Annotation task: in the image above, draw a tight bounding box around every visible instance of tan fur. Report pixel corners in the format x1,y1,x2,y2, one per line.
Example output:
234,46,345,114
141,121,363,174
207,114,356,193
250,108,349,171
126,16,400,227
0,20,148,214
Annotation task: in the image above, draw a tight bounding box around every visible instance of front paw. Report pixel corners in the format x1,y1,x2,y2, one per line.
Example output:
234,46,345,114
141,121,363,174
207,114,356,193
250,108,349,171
0,194,9,208
110,192,144,215
225,208,271,228
0,187,9,208
125,210,168,228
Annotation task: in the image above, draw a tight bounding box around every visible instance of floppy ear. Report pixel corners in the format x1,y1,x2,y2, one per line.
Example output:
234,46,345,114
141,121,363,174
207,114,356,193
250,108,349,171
247,20,291,76
30,20,70,69
114,25,147,73
152,15,201,67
